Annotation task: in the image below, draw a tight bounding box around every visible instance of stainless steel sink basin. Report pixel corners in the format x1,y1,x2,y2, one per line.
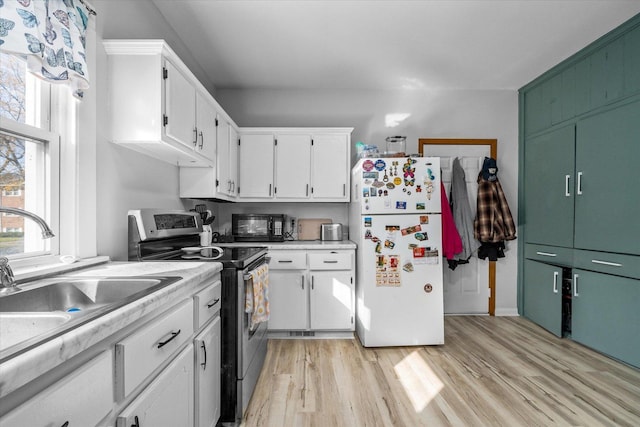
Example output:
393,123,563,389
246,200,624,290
0,275,182,360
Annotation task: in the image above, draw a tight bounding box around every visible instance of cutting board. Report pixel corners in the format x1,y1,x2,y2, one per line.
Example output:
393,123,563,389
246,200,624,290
297,218,332,240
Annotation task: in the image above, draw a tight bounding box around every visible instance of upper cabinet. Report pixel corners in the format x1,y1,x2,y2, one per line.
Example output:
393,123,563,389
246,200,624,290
238,128,352,202
104,40,221,167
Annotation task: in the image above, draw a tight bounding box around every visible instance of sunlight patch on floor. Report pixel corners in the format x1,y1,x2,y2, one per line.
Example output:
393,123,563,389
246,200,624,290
394,350,444,412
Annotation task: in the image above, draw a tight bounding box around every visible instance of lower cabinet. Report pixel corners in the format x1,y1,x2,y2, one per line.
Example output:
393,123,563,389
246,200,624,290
0,350,113,427
523,259,564,337
116,346,194,427
571,269,640,368
194,316,221,427
268,249,355,332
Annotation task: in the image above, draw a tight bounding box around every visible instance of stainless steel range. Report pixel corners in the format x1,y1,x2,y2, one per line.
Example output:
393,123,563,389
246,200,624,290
127,209,268,425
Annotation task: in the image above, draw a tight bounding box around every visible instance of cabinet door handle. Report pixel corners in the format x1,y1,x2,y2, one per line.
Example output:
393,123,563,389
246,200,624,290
573,274,579,297
311,276,314,290
207,297,220,308
577,171,583,195
269,184,272,196
193,128,198,147
323,260,339,264
278,260,293,263
301,275,305,290
591,259,622,267
306,184,309,197
131,415,140,427
553,271,559,294
157,329,181,348
536,251,557,257
199,131,204,149
565,175,571,197
343,183,346,196
201,341,207,369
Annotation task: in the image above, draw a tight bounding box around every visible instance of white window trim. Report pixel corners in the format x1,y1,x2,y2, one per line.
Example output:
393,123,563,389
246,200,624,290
0,117,61,267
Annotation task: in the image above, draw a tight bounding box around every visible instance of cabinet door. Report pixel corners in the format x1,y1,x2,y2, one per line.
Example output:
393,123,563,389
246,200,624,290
117,346,194,427
195,317,221,427
310,272,354,330
523,260,563,337
196,93,217,161
572,269,640,368
216,116,232,196
311,134,349,200
575,100,640,255
523,125,575,247
268,270,308,330
229,126,239,197
0,351,113,427
239,134,275,198
275,134,311,199
164,59,196,148
624,25,640,96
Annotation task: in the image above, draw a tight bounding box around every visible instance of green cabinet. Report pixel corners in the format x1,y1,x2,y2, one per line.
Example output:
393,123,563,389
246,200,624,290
571,269,640,368
574,100,640,256
523,260,563,337
524,125,575,247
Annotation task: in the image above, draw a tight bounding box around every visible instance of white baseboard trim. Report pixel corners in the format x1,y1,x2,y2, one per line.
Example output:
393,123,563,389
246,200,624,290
494,308,519,316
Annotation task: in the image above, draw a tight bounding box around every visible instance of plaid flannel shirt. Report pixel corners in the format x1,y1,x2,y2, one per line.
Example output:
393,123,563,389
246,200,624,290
474,175,517,243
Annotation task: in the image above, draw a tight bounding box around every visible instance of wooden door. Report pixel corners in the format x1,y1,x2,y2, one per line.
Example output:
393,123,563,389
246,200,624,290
419,138,497,315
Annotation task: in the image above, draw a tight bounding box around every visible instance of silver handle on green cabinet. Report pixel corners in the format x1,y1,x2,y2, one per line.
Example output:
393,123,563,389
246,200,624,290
591,259,622,267
577,171,583,195
565,175,571,197
553,271,559,294
536,251,557,257
573,274,579,297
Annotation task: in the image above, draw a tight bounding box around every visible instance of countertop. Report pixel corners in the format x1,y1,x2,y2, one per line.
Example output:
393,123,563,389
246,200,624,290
218,239,357,250
0,260,223,399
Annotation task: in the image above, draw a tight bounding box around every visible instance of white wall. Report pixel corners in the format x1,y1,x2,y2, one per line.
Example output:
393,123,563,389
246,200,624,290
218,88,520,315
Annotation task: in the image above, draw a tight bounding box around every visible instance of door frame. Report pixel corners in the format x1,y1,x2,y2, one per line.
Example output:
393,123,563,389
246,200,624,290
418,138,497,316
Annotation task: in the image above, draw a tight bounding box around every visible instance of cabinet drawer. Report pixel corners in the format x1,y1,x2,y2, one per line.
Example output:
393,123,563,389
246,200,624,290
524,244,574,266
0,351,113,427
116,299,194,400
194,280,222,329
268,251,307,269
574,250,640,280
308,251,352,270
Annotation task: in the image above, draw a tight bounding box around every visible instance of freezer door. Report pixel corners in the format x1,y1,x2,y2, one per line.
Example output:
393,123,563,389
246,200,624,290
354,157,441,214
355,213,444,347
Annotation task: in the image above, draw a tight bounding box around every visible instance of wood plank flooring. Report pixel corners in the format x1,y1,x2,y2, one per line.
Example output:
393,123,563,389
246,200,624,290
243,316,640,426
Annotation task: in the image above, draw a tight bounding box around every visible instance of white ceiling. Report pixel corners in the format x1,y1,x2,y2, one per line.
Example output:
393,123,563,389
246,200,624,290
151,0,640,91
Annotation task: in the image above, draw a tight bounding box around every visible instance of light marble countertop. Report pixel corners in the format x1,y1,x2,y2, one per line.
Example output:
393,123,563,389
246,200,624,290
218,239,357,250
0,260,222,399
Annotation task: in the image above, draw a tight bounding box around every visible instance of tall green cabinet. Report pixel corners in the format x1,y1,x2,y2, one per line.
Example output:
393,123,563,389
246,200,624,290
519,13,640,368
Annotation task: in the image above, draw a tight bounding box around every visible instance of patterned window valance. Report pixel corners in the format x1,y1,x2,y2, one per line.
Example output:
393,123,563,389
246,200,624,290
0,0,94,99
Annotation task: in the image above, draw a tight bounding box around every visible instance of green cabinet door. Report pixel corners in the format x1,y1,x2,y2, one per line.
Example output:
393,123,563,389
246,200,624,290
524,125,575,247
523,260,563,337
624,25,640,96
575,100,640,255
572,269,640,368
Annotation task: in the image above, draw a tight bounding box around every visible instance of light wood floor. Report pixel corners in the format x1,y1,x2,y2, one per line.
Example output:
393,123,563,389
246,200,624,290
242,316,640,426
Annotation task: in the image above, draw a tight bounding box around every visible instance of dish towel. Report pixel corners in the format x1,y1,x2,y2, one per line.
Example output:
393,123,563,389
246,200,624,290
245,263,270,331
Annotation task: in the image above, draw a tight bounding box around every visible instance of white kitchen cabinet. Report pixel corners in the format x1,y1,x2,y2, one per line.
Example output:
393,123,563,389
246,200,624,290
239,133,275,198
0,351,113,427
311,134,349,200
194,316,221,427
238,128,352,202
116,346,194,427
275,134,312,199
268,249,354,332
104,40,216,167
310,272,354,330
195,92,218,161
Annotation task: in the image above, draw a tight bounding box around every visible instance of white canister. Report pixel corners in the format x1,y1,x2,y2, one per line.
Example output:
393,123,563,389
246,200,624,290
200,226,213,246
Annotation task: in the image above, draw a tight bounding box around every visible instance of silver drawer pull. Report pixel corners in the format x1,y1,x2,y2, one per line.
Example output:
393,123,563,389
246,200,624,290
323,260,339,263
565,175,571,197
157,329,181,348
536,251,557,257
591,259,623,267
207,298,220,308
553,271,559,294
278,260,293,263
573,274,579,297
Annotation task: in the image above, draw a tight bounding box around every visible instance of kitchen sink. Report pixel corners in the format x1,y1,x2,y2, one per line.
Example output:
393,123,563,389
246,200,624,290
0,276,182,360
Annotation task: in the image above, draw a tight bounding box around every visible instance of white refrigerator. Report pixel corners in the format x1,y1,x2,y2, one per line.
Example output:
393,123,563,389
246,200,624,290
349,156,444,347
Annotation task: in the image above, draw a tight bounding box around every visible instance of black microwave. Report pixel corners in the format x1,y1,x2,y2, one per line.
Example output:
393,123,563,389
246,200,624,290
232,214,286,242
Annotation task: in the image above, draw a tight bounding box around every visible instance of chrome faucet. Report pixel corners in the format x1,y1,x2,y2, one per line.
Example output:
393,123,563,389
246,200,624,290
0,207,55,294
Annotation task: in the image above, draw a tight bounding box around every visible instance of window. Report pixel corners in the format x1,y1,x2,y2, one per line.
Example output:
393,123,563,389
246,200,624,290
0,52,60,260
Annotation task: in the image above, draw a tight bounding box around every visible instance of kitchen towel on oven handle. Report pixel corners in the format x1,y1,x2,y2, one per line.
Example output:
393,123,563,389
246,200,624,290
245,263,270,331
